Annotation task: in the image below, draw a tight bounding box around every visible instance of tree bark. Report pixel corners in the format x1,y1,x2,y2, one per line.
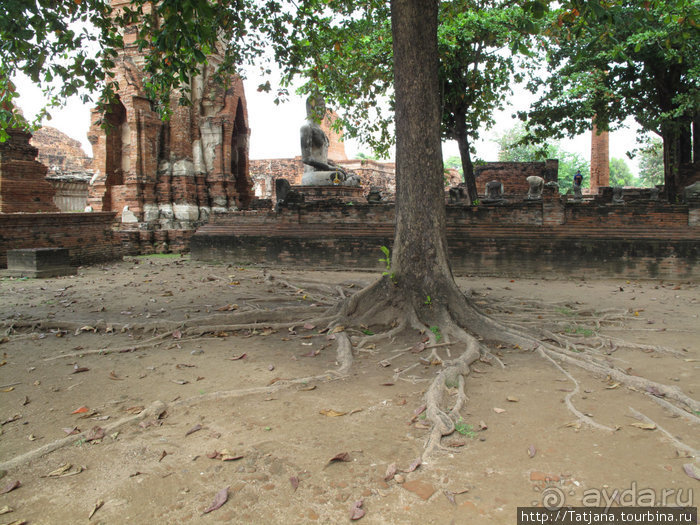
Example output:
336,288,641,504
454,109,478,203
391,0,455,301
662,122,681,202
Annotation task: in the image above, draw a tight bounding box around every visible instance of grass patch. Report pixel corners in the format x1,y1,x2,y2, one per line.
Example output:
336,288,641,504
564,325,595,337
556,306,577,317
135,253,183,259
454,418,477,438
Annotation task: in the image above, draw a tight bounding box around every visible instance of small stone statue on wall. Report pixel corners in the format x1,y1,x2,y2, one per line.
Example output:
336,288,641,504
483,180,505,203
526,175,544,200
572,170,584,201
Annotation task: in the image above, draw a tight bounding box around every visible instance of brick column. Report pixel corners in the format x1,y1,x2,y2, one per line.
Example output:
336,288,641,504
590,121,609,193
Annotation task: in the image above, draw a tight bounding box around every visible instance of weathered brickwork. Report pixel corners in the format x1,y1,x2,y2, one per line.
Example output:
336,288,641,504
250,157,396,203
590,122,610,192
191,198,700,280
0,129,59,213
0,212,122,268
31,126,93,175
473,160,559,196
86,0,252,252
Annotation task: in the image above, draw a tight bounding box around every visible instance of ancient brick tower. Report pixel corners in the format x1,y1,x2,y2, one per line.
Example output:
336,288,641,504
88,0,252,233
590,121,610,192
0,128,60,213
320,110,347,163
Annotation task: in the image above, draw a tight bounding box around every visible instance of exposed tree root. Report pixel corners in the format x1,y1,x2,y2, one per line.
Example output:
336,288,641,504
628,408,698,458
537,347,616,432
1,323,354,471
5,271,696,471
296,275,699,460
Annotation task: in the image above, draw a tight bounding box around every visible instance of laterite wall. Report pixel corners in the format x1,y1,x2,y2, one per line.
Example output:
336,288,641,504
0,212,122,268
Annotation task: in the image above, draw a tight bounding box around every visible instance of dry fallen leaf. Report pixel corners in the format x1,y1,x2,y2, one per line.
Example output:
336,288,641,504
0,481,20,495
478,420,488,431
384,463,397,482
290,476,300,492
506,396,519,402
88,500,104,520
0,505,12,515
403,457,422,473
185,423,202,436
303,323,316,330
320,409,347,417
72,366,90,374
227,353,247,361
43,463,72,478
493,407,506,414
328,452,351,465
528,445,537,458
349,499,365,520
85,426,105,442
125,406,144,415
330,326,345,334
71,406,89,414
682,463,700,481
202,486,229,515
630,422,657,430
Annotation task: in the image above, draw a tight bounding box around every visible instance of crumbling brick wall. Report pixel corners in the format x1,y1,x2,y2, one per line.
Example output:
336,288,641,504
31,126,93,175
0,129,59,213
474,160,559,196
87,0,253,239
0,212,121,267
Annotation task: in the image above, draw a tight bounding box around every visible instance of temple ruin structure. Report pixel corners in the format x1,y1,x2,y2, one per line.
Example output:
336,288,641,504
87,0,252,252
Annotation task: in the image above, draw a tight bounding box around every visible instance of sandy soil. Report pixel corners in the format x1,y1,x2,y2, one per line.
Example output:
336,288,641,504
0,255,698,524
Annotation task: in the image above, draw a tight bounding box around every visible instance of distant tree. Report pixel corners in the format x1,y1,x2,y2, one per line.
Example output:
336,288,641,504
637,136,664,188
609,158,636,187
521,0,699,200
444,155,463,174
355,152,379,161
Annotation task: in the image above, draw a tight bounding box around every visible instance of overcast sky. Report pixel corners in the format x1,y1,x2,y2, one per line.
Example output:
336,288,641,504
14,72,642,173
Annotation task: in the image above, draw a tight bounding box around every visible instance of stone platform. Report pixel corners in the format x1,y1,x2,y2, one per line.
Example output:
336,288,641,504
293,185,364,203
5,248,77,278
191,198,700,280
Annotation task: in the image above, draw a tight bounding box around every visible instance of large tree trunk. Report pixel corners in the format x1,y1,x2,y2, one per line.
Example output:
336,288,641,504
661,122,682,202
390,0,455,301
454,110,478,203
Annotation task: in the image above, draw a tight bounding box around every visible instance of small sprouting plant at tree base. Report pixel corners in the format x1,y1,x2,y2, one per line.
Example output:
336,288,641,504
379,245,391,274
424,295,432,306
378,245,397,284
430,326,442,342
454,419,476,438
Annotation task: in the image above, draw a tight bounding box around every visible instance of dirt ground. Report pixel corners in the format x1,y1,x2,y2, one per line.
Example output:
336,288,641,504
0,255,698,524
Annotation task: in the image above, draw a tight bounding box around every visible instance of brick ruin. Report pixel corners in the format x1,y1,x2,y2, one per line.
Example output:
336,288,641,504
0,127,121,267
590,121,610,192
2,2,697,279
86,0,252,253
192,189,700,280
31,126,93,212
0,128,59,214
249,109,397,203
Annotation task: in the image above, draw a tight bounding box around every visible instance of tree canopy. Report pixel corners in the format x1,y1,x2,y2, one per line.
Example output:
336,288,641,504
520,0,699,199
